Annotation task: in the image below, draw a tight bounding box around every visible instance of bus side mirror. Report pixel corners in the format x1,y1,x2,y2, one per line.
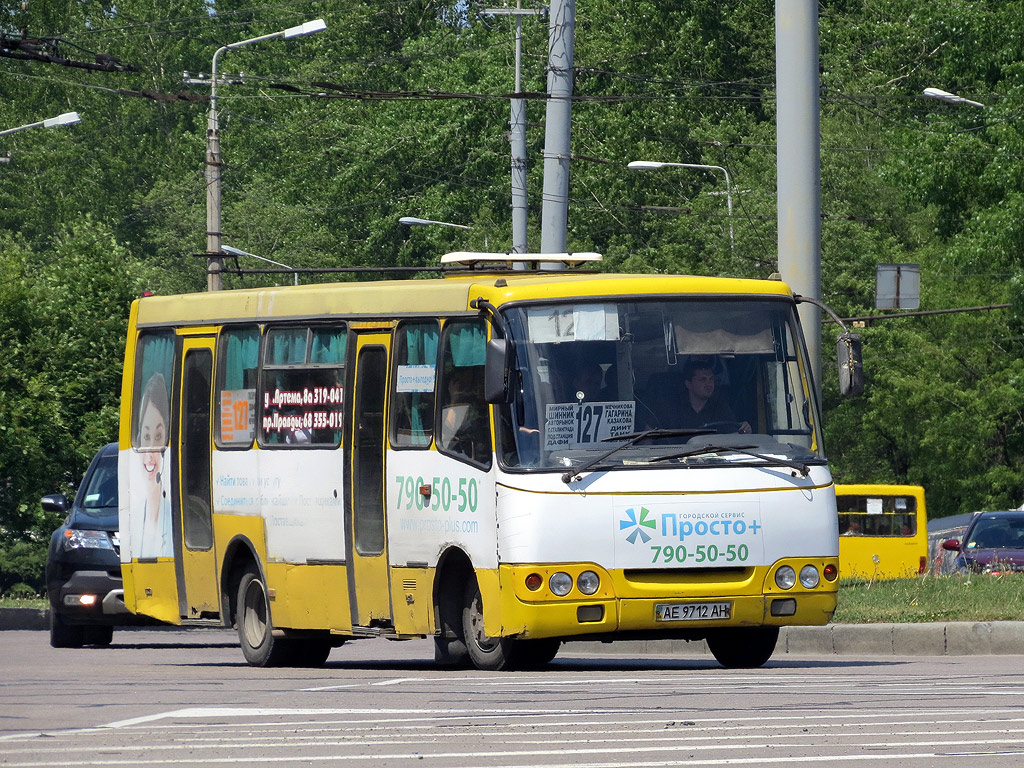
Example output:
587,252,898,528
484,338,513,404
837,332,864,397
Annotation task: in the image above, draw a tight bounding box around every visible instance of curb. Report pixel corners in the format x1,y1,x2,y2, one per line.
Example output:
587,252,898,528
567,621,1024,657
4,609,1023,655
0,608,49,631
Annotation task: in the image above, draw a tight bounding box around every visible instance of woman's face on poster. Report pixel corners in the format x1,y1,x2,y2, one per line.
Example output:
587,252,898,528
139,400,166,478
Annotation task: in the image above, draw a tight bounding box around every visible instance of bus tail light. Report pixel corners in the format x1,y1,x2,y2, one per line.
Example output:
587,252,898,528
524,573,543,591
918,556,927,575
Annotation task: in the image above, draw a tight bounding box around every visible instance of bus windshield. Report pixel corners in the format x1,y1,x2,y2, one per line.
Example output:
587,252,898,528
498,298,824,471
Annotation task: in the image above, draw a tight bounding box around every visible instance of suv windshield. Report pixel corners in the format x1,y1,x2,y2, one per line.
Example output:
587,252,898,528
497,297,824,472
76,453,119,517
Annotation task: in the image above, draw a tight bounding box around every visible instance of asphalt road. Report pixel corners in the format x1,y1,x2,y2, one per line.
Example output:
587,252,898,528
3,628,1024,767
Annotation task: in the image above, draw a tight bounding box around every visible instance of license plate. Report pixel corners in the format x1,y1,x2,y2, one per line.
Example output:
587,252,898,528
655,601,732,621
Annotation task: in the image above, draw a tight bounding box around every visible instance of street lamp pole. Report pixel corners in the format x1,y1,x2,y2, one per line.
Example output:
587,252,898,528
222,244,299,286
627,160,734,250
205,18,326,292
0,111,81,138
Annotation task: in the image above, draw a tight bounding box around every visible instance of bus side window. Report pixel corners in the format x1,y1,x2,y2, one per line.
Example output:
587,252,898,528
215,325,259,448
390,321,439,449
259,325,346,448
437,319,492,468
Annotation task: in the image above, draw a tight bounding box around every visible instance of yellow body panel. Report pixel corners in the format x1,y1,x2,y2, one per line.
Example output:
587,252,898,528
390,566,435,636
121,560,180,624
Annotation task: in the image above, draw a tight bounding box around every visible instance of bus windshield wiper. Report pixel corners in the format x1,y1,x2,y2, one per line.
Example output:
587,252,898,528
561,428,714,484
651,443,811,476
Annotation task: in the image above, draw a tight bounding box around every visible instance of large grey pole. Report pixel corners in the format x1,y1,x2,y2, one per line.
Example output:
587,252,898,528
539,0,574,259
776,0,822,399
510,5,529,255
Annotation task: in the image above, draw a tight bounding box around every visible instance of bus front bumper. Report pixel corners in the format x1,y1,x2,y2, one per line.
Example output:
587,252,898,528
485,563,838,640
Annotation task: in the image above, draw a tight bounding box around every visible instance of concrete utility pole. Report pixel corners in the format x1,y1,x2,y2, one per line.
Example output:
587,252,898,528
484,3,545,258
539,0,574,261
775,0,822,398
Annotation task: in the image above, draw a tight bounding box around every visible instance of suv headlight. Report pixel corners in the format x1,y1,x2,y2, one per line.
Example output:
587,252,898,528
62,529,114,551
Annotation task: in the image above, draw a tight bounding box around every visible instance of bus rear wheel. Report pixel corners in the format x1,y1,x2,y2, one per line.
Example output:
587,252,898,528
706,627,779,668
237,568,298,667
462,581,520,671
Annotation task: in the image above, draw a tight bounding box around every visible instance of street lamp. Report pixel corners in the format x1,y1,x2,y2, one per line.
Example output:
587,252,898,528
922,87,984,108
0,111,81,138
205,19,327,292
222,244,298,286
627,160,734,250
399,216,487,248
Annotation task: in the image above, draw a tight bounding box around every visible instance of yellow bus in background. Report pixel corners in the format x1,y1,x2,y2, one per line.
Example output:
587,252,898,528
118,253,860,671
835,484,928,579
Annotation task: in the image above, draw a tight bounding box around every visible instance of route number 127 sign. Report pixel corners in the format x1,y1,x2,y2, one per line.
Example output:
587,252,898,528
543,401,636,450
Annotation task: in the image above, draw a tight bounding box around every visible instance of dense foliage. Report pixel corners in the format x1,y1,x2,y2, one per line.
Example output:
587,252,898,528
2,1,1023,594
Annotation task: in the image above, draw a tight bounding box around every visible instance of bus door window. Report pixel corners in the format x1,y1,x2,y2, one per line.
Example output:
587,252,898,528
181,350,213,551
390,321,439,449
259,325,346,447
353,346,387,555
437,319,491,468
215,326,259,449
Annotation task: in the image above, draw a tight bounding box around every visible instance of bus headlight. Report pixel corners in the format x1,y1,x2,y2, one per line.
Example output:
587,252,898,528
577,570,600,595
799,565,820,588
775,565,796,590
549,572,573,596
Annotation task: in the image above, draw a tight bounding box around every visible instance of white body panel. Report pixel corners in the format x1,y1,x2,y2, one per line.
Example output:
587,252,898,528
212,449,346,563
495,464,836,569
385,450,498,570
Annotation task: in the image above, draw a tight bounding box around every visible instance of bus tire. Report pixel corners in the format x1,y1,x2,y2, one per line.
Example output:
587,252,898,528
462,580,519,671
292,639,332,667
236,568,296,667
517,638,561,669
706,627,779,668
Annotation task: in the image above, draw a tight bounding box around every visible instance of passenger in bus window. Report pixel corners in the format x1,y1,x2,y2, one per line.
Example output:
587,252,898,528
133,372,173,558
441,366,488,461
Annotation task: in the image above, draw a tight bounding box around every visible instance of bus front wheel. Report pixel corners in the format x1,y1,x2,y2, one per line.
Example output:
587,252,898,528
236,568,296,667
706,626,779,668
462,581,520,671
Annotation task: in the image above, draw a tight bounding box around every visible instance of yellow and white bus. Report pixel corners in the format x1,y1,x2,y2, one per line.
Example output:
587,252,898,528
118,253,858,670
835,484,929,580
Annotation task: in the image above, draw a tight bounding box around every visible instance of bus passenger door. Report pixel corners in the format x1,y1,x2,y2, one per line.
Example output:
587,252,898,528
345,334,392,627
175,336,219,620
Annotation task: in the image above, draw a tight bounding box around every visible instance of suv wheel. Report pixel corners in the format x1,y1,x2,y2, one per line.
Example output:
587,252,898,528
50,611,86,649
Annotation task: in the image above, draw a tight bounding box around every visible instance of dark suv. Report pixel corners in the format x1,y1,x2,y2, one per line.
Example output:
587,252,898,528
43,442,149,647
